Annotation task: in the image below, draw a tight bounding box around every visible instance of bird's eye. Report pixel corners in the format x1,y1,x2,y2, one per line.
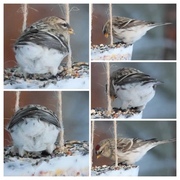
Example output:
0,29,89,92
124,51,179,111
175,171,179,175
61,23,68,28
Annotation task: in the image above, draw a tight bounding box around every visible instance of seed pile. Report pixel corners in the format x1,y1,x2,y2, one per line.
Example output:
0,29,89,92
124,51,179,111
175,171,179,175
91,107,141,119
4,62,89,88
92,164,138,176
4,141,89,176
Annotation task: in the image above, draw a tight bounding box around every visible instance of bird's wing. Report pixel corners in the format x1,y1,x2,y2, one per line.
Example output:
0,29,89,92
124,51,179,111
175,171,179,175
117,138,134,152
113,72,159,86
117,138,158,152
114,16,154,29
8,105,60,129
131,138,158,149
15,28,69,53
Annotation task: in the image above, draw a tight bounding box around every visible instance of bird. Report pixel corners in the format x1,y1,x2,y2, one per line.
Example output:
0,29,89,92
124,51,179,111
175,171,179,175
102,16,171,45
95,137,176,165
108,67,162,111
14,16,74,76
7,104,61,156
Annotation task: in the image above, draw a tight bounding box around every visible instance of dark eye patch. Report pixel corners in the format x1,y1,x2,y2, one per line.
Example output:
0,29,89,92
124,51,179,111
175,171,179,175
61,23,68,28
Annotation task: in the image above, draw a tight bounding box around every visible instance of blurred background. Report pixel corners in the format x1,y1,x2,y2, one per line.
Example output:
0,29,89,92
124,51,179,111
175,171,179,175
91,4,176,60
4,91,89,147
92,121,176,176
4,4,89,69
91,62,176,118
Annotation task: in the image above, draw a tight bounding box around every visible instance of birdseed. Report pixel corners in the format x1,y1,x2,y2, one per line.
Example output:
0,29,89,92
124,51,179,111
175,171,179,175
4,62,89,88
92,164,138,176
91,107,141,119
4,140,89,162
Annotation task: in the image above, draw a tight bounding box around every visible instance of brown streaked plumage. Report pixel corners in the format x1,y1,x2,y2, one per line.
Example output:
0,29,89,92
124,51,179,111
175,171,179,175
14,16,74,76
108,67,162,111
95,137,175,165
102,16,171,45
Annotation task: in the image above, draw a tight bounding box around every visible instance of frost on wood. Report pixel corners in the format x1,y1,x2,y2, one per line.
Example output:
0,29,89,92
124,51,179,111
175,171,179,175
4,141,89,176
4,62,89,89
92,165,139,176
91,107,142,119
91,43,133,60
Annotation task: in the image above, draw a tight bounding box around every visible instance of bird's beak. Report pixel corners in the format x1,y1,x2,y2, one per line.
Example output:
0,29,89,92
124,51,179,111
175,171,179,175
68,28,74,34
110,95,116,101
104,33,109,38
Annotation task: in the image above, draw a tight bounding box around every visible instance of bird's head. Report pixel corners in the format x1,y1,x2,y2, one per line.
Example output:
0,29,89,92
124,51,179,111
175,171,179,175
95,139,112,159
45,16,74,35
102,21,110,38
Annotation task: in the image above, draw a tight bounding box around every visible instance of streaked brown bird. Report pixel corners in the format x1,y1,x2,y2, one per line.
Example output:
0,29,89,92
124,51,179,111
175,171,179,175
109,67,161,111
95,137,175,165
102,16,171,45
14,16,74,76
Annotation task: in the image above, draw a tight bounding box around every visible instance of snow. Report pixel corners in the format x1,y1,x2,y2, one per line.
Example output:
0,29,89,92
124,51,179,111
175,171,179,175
4,76,89,89
4,154,89,176
91,166,139,176
91,44,133,60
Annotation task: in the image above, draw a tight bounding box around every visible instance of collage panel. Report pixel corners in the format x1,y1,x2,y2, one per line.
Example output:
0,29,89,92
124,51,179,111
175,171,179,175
91,120,176,176
4,91,89,176
91,4,176,60
4,4,89,89
2,2,178,178
91,62,176,119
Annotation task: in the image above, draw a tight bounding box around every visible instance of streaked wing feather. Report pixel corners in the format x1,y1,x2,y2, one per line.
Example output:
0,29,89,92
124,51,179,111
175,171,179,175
113,16,155,29
8,105,60,129
113,73,158,86
15,29,69,53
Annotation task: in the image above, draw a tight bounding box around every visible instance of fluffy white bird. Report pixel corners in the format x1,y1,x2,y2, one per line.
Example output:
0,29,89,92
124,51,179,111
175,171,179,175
109,67,162,111
7,104,60,156
14,16,74,76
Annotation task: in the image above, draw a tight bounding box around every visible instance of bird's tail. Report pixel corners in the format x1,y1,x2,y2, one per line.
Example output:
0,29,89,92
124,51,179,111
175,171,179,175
154,22,172,27
157,138,176,145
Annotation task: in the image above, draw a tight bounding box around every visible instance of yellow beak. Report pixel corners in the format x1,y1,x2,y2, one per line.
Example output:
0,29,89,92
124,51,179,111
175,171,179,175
104,33,109,38
68,28,74,34
110,95,116,101
96,154,101,159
